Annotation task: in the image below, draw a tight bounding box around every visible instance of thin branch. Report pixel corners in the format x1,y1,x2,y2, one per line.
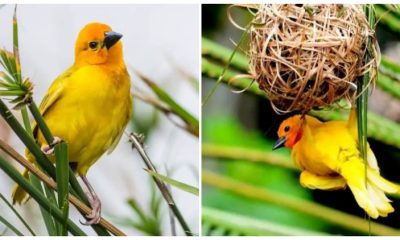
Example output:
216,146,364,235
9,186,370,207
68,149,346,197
0,139,126,236
127,132,193,236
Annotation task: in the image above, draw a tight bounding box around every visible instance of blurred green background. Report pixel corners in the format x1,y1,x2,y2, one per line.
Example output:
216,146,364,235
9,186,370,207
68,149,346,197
202,4,400,236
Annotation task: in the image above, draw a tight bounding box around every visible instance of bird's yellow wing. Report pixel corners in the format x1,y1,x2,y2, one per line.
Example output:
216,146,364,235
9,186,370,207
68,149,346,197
107,130,124,154
32,67,75,137
346,107,379,170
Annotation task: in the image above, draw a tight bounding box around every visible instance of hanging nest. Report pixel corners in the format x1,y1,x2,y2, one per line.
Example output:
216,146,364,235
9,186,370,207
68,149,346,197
243,4,377,114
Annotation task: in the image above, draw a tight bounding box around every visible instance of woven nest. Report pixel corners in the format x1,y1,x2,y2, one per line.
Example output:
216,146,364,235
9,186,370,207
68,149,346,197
244,4,377,114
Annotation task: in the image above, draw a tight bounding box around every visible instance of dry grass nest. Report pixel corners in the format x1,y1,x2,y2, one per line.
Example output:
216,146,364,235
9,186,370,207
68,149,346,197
236,4,378,114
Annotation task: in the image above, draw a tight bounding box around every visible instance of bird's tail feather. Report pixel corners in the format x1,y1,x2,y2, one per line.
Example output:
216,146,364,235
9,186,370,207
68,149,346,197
11,168,30,205
367,169,400,194
341,160,398,218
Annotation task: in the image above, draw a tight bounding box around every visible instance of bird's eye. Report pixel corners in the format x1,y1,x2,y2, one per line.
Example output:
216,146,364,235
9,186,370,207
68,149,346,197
284,126,290,132
89,41,98,49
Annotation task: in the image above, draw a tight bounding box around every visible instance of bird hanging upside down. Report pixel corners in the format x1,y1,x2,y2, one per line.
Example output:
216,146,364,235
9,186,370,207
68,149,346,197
11,22,132,225
274,108,400,218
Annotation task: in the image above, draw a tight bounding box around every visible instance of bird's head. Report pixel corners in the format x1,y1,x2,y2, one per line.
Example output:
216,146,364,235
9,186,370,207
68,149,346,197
273,115,304,150
74,22,123,66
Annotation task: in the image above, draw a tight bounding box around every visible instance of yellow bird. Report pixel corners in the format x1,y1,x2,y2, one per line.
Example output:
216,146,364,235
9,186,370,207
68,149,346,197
274,108,400,218
12,22,132,224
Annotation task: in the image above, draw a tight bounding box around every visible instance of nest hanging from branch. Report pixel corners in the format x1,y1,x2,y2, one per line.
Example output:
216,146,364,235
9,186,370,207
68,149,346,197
243,4,377,114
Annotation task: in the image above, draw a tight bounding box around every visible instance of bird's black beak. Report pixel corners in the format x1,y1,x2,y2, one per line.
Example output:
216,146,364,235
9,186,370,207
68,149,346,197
273,137,287,150
103,31,123,50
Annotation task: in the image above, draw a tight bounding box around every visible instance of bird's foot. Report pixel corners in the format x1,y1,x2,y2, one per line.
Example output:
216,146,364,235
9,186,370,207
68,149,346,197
79,176,102,225
41,136,62,155
81,194,101,225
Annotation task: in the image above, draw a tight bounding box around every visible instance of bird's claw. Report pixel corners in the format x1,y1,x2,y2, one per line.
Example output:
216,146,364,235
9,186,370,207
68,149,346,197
41,136,62,155
80,191,101,225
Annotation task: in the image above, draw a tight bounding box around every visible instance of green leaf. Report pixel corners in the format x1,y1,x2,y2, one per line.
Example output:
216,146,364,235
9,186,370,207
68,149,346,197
0,215,23,236
146,170,199,196
0,193,36,236
127,198,147,223
135,71,199,136
54,142,69,236
12,5,22,84
30,175,57,236
0,155,87,236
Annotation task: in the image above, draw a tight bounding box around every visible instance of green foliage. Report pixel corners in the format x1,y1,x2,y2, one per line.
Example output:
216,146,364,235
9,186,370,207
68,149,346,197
0,193,35,235
146,170,199,196
202,207,327,236
134,70,199,137
113,185,162,236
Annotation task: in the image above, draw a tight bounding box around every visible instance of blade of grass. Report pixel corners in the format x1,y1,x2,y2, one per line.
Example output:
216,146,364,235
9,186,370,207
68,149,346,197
202,24,250,107
0,216,23,236
0,138,126,236
30,175,57,236
20,100,59,236
145,170,199,196
0,193,35,236
134,70,199,137
380,55,400,80
12,5,21,84
54,142,69,236
202,37,248,72
357,4,375,160
0,155,86,236
375,4,400,34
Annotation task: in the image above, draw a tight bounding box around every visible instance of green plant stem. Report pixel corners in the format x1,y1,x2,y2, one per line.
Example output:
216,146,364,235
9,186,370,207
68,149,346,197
54,142,69,236
0,99,110,236
0,193,35,236
28,102,54,144
380,55,400,81
0,155,86,236
0,139,126,236
202,37,248,72
202,207,327,236
21,97,59,236
0,215,23,236
30,175,57,236
202,170,400,236
0,100,55,175
202,24,250,107
134,70,199,137
20,107,33,138
377,73,400,99
202,143,296,170
375,5,400,34
202,58,264,96
128,133,193,236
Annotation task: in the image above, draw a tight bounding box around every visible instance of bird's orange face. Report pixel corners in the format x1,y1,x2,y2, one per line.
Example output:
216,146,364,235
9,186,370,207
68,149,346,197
274,115,304,150
74,22,123,66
